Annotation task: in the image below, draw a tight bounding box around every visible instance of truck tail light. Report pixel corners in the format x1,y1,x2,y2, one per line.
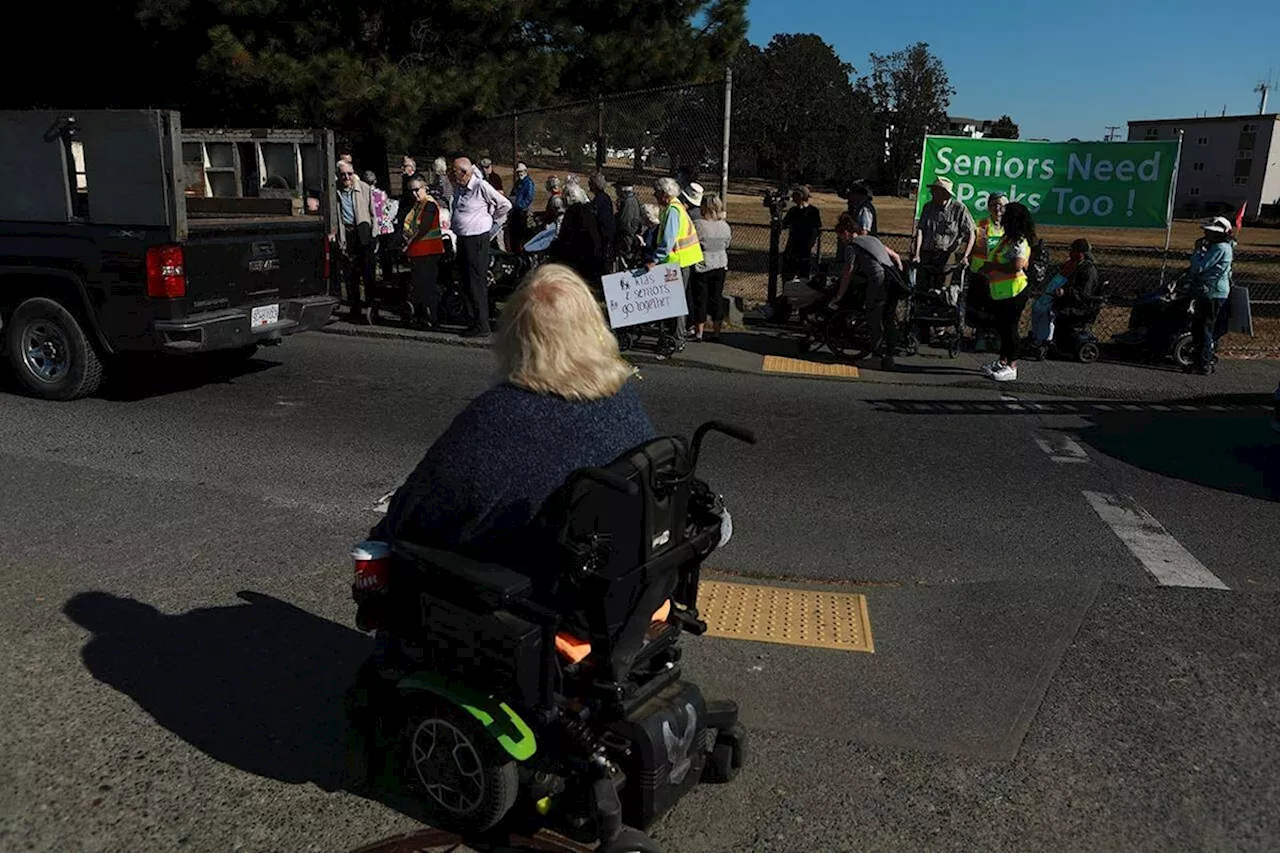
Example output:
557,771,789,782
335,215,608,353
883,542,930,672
352,540,392,593
146,245,186,298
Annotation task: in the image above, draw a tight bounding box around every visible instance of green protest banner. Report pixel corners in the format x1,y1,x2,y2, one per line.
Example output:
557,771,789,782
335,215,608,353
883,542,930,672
914,136,1181,229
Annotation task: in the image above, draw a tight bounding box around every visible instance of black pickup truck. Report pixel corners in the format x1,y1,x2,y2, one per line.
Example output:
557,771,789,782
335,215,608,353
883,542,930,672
0,109,338,400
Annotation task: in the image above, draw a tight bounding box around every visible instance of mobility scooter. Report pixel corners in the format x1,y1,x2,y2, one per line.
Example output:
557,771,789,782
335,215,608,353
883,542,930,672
1028,276,1111,364
1110,272,1232,370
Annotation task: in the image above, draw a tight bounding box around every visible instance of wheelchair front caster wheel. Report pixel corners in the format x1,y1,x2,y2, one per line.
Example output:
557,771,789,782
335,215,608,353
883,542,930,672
599,826,664,853
703,722,748,783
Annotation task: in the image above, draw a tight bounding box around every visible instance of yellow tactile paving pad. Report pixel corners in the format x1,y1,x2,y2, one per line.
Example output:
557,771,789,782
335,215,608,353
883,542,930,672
698,580,875,653
761,355,860,378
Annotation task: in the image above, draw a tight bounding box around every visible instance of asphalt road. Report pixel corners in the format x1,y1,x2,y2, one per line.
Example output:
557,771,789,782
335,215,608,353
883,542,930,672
1,333,1277,853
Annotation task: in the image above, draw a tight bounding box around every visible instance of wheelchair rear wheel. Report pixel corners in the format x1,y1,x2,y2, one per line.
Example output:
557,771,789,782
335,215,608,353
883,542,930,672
823,310,867,359
1172,333,1195,368
397,698,519,833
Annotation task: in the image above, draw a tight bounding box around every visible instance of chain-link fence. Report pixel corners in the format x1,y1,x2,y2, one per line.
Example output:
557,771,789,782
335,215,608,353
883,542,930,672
459,80,728,198
721,224,1280,354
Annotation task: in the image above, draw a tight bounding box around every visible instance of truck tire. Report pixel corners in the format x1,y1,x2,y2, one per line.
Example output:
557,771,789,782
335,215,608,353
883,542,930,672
5,297,105,401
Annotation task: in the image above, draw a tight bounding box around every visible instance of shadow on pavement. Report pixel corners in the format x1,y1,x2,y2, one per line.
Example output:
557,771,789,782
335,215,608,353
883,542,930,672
864,392,1277,501
710,331,798,358
100,352,280,402
712,330,982,376
60,590,589,853
63,590,370,789
1075,394,1279,502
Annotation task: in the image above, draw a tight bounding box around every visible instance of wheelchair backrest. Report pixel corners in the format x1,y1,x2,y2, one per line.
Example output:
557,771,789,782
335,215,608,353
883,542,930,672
533,436,697,679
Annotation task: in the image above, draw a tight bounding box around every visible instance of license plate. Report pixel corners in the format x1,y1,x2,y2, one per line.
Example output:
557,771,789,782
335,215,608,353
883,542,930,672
251,304,279,327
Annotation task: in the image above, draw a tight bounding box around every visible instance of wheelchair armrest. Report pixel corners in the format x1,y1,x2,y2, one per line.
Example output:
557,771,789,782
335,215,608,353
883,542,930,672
392,540,534,607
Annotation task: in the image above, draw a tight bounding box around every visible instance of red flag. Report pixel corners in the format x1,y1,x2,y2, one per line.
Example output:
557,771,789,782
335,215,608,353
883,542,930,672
1234,201,1247,232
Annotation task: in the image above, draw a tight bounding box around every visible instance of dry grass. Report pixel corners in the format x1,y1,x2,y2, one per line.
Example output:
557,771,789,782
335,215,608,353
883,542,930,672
722,188,1280,252
477,161,1280,252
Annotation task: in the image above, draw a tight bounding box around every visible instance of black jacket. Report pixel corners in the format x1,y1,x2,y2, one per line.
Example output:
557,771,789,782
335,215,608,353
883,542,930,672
1057,257,1099,309
616,192,641,259
592,192,616,249
549,202,605,283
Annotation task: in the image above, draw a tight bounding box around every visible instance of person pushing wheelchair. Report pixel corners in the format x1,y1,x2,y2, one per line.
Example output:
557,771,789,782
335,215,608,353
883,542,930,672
827,212,907,370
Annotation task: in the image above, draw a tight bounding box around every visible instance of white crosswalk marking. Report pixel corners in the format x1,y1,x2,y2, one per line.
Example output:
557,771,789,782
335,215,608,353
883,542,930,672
1082,491,1229,590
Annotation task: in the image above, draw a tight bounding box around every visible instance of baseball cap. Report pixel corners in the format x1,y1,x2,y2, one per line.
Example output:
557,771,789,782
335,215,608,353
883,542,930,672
1201,215,1232,234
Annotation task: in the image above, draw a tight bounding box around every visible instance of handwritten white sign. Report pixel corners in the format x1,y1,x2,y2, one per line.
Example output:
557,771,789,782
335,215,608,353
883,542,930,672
601,263,688,329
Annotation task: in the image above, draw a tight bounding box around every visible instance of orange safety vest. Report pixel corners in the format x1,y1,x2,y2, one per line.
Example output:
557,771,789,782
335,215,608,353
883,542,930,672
404,201,444,257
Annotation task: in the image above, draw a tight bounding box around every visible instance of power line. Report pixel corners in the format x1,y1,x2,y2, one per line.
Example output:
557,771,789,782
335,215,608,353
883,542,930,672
1104,126,1121,142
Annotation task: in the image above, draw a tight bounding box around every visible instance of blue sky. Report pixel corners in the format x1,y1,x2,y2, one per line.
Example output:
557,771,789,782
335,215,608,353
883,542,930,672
744,0,1280,141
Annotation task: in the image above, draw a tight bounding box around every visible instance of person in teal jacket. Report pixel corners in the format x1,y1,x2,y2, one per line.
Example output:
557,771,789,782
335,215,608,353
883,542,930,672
1185,216,1235,374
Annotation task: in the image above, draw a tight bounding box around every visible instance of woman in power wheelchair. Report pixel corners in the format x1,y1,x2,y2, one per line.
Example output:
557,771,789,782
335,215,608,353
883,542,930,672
1027,238,1107,363
345,264,755,853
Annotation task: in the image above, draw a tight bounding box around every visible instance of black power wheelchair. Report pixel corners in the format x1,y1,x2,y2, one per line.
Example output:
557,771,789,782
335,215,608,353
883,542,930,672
344,422,756,852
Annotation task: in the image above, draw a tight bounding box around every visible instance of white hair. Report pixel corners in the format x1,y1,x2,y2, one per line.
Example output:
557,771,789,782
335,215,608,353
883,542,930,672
641,203,661,226
655,177,681,199
432,157,447,175
564,183,590,205
495,264,634,401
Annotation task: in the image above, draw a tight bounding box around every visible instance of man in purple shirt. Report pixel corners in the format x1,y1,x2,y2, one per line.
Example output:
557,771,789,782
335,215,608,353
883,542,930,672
448,156,513,336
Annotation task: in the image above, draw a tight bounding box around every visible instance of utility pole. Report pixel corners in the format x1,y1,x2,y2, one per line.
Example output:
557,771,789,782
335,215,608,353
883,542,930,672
1104,125,1121,142
1256,80,1272,115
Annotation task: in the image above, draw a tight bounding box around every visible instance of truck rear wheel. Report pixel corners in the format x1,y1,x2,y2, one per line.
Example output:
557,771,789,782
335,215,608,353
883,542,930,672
5,297,105,401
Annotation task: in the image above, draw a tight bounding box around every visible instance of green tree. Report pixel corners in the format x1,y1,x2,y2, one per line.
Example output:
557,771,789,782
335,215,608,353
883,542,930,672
731,34,873,185
988,115,1020,139
19,0,747,181
861,42,954,191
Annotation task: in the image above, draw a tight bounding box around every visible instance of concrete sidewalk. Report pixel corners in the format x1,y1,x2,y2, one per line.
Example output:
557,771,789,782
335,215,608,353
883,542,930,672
317,318,1279,402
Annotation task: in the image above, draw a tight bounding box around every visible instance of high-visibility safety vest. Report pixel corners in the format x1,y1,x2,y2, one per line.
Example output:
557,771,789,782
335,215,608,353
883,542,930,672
660,200,704,268
404,200,445,257
986,236,1030,300
970,216,1005,273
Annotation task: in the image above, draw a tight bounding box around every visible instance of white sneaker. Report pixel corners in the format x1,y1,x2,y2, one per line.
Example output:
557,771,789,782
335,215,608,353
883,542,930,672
980,359,1002,375
991,364,1018,382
